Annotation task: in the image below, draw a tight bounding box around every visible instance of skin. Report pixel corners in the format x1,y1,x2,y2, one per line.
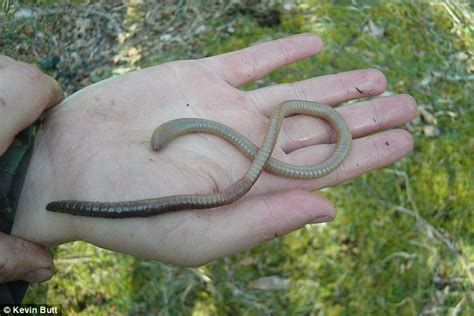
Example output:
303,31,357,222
10,34,417,268
0,55,63,283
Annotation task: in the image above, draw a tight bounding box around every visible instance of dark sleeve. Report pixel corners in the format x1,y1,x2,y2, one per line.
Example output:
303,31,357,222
0,124,38,304
0,282,29,304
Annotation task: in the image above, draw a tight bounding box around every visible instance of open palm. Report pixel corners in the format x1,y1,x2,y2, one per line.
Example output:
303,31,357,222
13,34,415,266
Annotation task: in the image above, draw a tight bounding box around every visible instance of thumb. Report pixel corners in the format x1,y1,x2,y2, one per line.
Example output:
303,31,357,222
210,189,335,265
162,189,336,267
0,232,53,283
0,57,64,155
230,189,336,245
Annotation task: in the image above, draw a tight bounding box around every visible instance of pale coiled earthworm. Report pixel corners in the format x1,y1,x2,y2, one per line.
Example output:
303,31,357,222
46,100,352,218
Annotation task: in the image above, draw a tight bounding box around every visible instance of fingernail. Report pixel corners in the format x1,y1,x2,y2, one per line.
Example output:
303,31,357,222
24,268,52,283
311,215,335,224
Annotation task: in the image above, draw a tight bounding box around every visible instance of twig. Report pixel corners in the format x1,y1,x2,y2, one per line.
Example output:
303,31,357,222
451,297,465,316
382,252,418,264
55,256,95,264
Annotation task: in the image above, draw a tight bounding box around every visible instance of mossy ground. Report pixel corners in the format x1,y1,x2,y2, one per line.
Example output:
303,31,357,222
2,0,473,314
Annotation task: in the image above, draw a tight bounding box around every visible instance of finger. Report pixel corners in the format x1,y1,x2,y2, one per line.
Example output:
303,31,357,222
247,68,387,117
114,189,335,267
177,189,335,267
0,61,64,155
201,33,324,87
278,94,416,153
256,129,414,194
0,232,53,283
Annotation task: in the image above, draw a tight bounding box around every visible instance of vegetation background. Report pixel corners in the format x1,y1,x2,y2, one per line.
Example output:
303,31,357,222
1,0,472,314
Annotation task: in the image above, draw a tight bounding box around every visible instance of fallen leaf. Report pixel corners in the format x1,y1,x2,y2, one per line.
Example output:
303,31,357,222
418,106,438,125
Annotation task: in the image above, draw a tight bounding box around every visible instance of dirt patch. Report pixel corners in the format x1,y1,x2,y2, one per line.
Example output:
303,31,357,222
0,1,243,95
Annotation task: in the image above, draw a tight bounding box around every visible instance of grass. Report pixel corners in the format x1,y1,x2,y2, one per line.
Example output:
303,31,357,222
3,0,472,314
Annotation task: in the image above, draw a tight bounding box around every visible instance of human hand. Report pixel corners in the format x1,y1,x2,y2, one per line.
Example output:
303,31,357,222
0,55,63,282
12,34,416,266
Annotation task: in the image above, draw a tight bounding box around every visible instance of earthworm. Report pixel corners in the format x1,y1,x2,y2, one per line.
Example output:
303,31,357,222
46,100,352,218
